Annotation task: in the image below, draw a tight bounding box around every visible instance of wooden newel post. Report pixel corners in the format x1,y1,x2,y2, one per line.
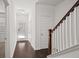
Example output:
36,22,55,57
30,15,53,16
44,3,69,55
48,29,52,54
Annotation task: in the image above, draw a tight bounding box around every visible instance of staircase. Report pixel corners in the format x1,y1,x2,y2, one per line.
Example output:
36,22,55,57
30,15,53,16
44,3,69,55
48,0,79,58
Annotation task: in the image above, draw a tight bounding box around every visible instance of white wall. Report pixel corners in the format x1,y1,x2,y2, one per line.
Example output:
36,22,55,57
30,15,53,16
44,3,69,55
35,3,54,50
0,0,5,12
54,0,77,28
28,2,36,49
5,0,17,57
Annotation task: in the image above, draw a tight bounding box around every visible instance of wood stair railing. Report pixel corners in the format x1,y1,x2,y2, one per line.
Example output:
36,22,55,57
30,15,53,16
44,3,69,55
48,0,79,54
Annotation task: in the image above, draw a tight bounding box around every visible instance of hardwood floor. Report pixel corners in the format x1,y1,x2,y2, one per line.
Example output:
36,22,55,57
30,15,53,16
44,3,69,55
0,42,5,58
13,40,49,58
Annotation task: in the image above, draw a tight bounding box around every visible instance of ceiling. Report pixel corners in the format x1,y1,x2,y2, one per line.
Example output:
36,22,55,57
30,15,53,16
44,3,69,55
14,0,35,11
38,0,65,6
14,0,65,11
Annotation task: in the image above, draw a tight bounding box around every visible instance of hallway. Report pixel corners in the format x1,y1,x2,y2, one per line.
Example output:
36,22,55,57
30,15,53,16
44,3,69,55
1,0,79,58
13,40,49,58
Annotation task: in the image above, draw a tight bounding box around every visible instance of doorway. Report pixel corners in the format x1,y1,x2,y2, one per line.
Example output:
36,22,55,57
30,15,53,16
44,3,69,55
16,10,28,41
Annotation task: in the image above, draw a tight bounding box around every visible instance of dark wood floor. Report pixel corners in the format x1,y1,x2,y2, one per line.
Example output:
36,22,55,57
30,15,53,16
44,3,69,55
13,41,49,58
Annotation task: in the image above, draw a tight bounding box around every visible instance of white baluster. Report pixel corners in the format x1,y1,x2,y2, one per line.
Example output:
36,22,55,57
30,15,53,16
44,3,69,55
76,6,79,45
65,17,68,49
62,21,66,50
61,23,63,50
74,7,77,45
59,24,63,51
56,28,59,52
55,29,57,53
63,20,66,50
69,13,72,47
52,31,55,54
53,30,56,54
67,16,71,48
71,11,74,46
57,26,60,52
54,30,57,54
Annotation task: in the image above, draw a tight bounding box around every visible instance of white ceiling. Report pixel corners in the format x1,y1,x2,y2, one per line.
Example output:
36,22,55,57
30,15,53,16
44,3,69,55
14,0,35,11
38,0,65,6
14,0,65,11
